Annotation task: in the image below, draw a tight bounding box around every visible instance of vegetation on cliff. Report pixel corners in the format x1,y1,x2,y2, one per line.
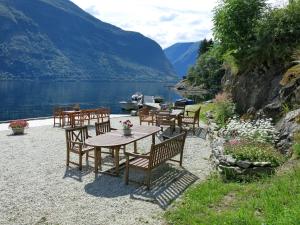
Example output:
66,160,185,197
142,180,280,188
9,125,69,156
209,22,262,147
186,0,300,101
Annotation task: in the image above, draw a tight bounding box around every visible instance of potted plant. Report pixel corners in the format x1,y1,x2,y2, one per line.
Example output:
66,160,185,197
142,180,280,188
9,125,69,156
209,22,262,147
120,120,133,136
9,120,29,135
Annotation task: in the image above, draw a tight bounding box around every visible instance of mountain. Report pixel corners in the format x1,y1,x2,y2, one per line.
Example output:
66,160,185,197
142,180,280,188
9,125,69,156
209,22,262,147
0,0,177,81
164,42,200,77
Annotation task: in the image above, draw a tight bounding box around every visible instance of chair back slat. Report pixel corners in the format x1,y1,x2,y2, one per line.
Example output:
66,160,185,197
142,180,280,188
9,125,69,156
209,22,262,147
65,126,89,150
95,120,111,135
149,132,186,168
155,111,173,126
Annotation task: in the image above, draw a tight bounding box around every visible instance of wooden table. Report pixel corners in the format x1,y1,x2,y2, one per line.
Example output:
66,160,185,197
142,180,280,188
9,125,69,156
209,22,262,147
61,110,79,127
85,125,161,176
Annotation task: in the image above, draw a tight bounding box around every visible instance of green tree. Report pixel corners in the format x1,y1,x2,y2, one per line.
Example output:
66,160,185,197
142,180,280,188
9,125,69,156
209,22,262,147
213,0,266,62
198,38,214,58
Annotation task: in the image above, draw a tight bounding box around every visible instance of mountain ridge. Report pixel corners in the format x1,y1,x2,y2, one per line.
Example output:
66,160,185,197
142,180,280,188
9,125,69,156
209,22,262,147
0,0,177,81
164,41,200,77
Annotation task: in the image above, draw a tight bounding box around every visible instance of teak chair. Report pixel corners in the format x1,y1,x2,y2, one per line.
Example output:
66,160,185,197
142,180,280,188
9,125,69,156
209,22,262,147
124,132,187,189
155,111,176,133
65,126,94,170
180,106,201,135
95,120,125,159
53,106,64,127
139,107,155,125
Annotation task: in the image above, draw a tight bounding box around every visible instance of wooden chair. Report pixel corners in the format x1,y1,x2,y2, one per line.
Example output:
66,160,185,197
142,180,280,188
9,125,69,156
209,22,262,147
173,101,186,110
180,106,201,135
95,120,125,159
155,111,176,133
139,107,155,125
65,126,94,170
53,106,64,127
124,132,187,189
95,108,110,123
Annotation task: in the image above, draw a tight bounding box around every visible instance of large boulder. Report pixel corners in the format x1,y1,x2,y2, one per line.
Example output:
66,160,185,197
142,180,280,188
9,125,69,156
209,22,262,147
276,108,300,155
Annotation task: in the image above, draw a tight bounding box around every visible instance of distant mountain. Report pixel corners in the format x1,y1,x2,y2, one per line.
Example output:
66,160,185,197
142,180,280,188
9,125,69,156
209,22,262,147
164,42,200,77
0,0,177,81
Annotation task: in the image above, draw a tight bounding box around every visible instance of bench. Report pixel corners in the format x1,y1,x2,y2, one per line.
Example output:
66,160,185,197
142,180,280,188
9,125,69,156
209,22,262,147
124,131,187,189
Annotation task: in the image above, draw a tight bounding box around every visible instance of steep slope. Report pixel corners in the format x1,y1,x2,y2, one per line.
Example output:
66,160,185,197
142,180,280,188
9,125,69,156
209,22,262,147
0,0,177,81
164,42,200,77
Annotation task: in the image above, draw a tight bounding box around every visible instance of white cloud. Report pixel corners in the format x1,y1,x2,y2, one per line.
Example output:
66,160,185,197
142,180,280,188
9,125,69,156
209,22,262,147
70,0,284,48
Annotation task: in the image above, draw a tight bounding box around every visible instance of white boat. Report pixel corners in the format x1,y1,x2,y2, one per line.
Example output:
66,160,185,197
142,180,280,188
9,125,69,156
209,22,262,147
143,95,161,110
119,93,143,111
119,101,139,110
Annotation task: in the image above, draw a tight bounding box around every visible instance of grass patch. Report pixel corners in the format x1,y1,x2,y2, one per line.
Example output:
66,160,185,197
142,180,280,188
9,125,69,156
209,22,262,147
224,141,285,167
185,103,217,123
165,161,300,225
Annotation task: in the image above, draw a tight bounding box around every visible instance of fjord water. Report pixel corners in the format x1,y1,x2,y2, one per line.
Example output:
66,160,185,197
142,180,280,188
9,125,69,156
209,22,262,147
0,81,180,121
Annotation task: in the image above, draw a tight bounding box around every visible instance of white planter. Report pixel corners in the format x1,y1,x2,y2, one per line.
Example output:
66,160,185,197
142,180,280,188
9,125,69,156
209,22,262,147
12,127,25,135
123,129,132,136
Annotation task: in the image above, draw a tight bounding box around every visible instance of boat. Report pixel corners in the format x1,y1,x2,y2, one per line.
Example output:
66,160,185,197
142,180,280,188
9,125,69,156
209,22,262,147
154,96,164,103
175,98,195,105
143,95,161,110
119,93,143,111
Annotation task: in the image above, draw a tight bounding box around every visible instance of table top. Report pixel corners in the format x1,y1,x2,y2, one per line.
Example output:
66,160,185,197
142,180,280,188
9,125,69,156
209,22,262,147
85,125,161,148
157,109,184,116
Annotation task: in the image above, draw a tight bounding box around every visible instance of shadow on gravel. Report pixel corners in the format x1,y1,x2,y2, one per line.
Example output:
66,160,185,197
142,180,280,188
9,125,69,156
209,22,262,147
84,163,198,209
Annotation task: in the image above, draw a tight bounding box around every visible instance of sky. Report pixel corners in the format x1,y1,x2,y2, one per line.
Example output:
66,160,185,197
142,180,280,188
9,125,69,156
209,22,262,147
70,0,288,49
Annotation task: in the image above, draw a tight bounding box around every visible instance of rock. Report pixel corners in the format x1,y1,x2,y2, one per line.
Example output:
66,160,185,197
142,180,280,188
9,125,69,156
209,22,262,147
276,108,300,154
218,165,244,175
236,160,252,169
252,162,271,167
219,155,236,166
247,107,256,115
206,111,214,119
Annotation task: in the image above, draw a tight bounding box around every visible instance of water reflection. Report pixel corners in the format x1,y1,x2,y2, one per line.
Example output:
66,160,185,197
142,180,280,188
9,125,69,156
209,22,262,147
0,81,180,121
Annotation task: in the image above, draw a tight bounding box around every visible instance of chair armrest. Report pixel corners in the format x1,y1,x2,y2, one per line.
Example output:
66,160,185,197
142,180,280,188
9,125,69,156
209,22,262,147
124,152,150,159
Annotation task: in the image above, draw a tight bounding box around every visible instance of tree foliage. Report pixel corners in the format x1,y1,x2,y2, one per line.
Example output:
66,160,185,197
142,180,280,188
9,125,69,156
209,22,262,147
198,38,214,58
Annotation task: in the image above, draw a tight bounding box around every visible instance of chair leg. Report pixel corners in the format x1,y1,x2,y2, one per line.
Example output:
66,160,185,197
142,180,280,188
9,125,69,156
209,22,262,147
193,124,195,135
66,149,70,166
86,152,89,161
146,170,151,190
179,151,183,166
125,160,129,185
98,149,102,170
79,153,83,170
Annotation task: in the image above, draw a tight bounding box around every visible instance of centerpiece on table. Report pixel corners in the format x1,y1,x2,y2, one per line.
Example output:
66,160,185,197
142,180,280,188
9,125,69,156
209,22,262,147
120,119,133,136
9,120,29,135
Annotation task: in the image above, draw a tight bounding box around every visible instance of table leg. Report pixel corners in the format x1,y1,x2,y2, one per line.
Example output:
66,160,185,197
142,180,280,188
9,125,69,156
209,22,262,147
114,147,120,176
134,141,137,153
94,147,100,174
152,134,155,145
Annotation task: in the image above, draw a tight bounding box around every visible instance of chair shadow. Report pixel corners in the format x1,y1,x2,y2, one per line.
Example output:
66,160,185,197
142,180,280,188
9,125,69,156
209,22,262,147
84,163,198,210
63,164,94,182
130,164,198,209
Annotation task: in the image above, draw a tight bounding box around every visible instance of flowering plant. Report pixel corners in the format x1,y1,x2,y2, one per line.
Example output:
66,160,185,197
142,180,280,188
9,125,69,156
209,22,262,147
219,117,279,144
120,120,133,130
8,120,29,129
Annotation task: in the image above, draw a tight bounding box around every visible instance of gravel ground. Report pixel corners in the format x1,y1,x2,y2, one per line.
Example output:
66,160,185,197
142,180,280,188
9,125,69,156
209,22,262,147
0,116,212,225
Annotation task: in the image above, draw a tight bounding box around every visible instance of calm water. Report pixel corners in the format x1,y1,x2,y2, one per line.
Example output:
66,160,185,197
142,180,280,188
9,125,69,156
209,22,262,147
0,81,180,121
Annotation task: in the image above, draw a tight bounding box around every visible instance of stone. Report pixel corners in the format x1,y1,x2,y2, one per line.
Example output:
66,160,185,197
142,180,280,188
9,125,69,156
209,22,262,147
276,108,300,154
252,162,272,167
218,165,244,175
236,160,251,169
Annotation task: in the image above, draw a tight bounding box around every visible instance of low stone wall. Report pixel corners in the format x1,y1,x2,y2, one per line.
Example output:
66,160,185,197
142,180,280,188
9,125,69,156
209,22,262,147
207,117,275,177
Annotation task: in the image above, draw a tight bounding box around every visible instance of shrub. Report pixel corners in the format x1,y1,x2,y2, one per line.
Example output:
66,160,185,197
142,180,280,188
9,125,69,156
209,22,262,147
220,118,279,144
293,132,300,158
224,141,285,166
213,92,236,127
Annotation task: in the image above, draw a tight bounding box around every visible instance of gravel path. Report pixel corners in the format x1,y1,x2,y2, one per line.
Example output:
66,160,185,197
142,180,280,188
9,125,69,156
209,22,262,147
0,116,212,225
